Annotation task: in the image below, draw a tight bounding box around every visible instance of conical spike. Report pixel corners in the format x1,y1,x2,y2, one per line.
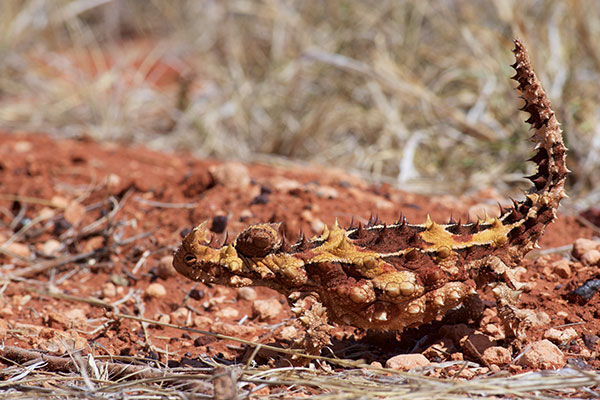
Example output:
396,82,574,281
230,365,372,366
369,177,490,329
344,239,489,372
222,231,230,246
281,232,292,252
348,216,355,230
497,202,505,215
297,230,305,244
301,233,310,247
448,213,456,224
208,234,217,248
356,221,364,237
367,213,379,227
424,214,433,229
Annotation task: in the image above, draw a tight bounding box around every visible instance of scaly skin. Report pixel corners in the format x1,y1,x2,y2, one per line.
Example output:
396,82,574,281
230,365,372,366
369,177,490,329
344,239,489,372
173,39,567,359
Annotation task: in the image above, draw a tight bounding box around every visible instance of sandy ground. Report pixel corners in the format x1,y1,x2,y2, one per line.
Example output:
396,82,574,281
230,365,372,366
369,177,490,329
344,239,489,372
0,132,599,379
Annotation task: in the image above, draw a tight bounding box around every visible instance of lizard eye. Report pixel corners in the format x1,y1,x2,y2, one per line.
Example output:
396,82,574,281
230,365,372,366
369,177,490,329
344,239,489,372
184,254,197,266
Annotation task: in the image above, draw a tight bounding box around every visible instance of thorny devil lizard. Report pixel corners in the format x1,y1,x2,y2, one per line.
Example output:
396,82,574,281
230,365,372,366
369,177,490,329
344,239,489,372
173,40,568,362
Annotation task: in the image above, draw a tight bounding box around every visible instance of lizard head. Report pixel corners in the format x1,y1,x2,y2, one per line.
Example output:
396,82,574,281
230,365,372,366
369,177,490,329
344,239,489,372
172,221,247,285
172,221,284,286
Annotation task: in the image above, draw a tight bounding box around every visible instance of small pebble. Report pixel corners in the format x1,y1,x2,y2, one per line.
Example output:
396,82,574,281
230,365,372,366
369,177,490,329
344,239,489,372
145,283,167,298
216,307,239,319
516,339,565,369
551,259,572,279
280,325,299,341
237,287,257,301
252,298,283,321
194,316,213,328
157,255,176,279
7,242,31,259
170,307,190,326
385,354,430,371
544,327,578,344
83,236,104,252
209,162,250,189
572,238,600,260
581,249,600,266
189,288,205,300
42,239,61,256
102,282,117,298
64,200,86,225
481,346,511,366
210,215,228,233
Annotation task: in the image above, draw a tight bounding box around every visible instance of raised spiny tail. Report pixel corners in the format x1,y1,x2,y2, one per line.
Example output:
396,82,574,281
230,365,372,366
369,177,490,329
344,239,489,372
503,39,568,256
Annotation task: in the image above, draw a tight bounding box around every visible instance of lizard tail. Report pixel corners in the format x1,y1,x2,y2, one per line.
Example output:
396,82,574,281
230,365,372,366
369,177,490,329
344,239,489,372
504,39,569,255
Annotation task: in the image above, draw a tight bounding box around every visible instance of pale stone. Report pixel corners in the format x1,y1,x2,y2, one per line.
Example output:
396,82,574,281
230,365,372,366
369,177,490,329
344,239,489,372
157,255,176,279
83,236,104,252
216,306,240,319
194,316,213,329
385,354,430,371
102,282,117,298
0,307,14,318
521,310,551,327
237,287,257,301
145,283,167,298
209,162,250,189
482,346,512,366
280,325,299,341
572,238,600,260
270,177,302,192
42,239,62,256
157,314,171,324
517,339,565,369
64,200,86,225
50,196,69,209
252,298,283,321
314,185,339,199
544,327,578,344
551,259,572,279
581,249,600,266
48,308,87,329
106,173,121,191
14,141,32,153
170,307,190,326
38,207,55,220
6,242,30,259
310,218,325,235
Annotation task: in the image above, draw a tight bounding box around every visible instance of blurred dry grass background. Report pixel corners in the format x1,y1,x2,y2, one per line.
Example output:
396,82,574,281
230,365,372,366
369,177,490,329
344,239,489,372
1,0,600,203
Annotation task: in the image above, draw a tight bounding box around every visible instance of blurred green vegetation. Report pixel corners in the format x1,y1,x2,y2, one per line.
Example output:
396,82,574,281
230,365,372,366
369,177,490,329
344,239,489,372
1,0,599,202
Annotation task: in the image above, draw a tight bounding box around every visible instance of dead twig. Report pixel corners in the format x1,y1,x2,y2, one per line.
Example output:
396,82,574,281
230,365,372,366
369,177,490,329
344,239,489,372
4,250,102,280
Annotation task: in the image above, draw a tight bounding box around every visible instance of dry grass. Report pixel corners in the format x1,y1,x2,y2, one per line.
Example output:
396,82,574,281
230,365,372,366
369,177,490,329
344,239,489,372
1,1,600,201
1,308,600,399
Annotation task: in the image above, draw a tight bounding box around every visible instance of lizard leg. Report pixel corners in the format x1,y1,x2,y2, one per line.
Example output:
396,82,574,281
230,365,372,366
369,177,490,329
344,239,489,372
482,256,527,339
288,291,331,363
